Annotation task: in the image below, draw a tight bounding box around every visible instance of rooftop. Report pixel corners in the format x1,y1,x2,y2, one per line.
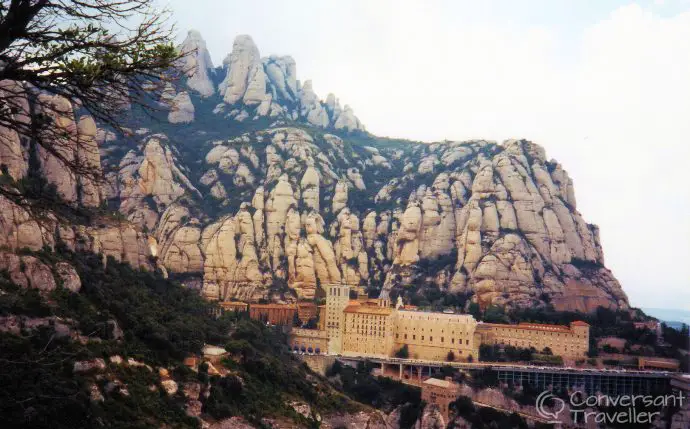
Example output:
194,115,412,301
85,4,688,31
423,378,457,389
481,322,574,333
202,345,228,356
344,301,392,315
250,303,297,309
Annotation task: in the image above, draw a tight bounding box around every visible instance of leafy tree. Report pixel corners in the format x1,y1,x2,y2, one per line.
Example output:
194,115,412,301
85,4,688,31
292,311,302,327
395,344,409,358
483,305,510,323
0,0,178,210
468,302,482,320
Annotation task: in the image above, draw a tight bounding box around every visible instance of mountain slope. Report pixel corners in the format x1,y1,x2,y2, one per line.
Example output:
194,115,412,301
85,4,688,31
0,29,629,313
0,248,368,428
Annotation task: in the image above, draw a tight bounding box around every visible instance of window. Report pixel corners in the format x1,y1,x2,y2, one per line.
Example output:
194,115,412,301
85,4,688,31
422,336,425,340
430,337,433,342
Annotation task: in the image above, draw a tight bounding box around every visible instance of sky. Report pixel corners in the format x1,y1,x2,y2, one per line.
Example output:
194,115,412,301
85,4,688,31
164,0,690,311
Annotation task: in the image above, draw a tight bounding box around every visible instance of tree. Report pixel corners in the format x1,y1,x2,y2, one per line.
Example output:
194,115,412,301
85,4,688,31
468,302,482,320
395,344,409,359
304,317,318,329
292,311,301,327
0,0,179,210
542,347,553,356
446,351,455,362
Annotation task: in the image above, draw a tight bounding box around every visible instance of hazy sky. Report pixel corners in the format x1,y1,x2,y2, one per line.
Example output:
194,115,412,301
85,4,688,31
165,0,690,311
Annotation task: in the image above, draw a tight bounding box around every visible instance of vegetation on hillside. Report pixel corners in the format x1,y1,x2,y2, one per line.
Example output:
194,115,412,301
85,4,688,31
327,360,422,429
0,247,356,428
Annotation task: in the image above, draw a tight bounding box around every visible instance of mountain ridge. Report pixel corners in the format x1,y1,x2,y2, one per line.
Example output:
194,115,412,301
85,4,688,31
0,29,629,314
100,30,631,313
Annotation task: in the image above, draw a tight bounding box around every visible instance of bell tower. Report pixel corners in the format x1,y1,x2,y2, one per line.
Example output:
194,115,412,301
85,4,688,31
325,283,350,354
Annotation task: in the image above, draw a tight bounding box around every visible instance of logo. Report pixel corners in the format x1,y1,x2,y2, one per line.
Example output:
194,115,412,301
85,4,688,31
534,390,685,425
536,390,566,423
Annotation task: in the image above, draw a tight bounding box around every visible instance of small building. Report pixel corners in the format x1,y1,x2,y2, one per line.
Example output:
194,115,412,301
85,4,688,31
289,328,329,354
421,377,460,423
202,344,229,365
249,303,297,325
633,321,659,331
183,356,199,369
638,357,680,371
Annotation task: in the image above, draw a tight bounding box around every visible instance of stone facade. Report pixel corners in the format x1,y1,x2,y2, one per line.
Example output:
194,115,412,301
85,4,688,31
476,321,590,359
342,299,395,357
289,328,329,355
421,377,460,423
249,303,297,325
325,284,351,354
297,302,318,325
394,310,478,361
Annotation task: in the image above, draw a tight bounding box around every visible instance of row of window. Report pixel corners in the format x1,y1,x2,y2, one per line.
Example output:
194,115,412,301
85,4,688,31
396,333,470,345
348,330,385,337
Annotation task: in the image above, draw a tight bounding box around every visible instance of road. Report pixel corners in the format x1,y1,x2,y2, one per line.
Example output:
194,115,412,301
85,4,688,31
333,354,675,378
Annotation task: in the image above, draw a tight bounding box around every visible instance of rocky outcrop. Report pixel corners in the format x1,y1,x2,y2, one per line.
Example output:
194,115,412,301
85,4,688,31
219,35,261,105
0,80,30,181
416,404,445,429
168,91,195,124
112,133,201,230
156,204,203,273
377,139,628,312
32,94,103,207
96,122,627,311
35,94,78,203
80,32,629,312
0,252,57,292
84,223,154,270
177,30,215,97
0,195,51,251
320,410,392,429
207,33,364,131
75,115,103,207
306,213,341,286
393,203,422,265
201,205,264,301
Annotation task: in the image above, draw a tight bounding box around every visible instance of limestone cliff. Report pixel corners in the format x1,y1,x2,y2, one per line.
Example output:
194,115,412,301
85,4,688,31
0,30,630,314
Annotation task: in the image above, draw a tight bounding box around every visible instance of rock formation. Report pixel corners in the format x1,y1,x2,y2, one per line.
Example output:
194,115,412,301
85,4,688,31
0,32,629,314
177,30,215,97
168,92,195,124
209,33,364,131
